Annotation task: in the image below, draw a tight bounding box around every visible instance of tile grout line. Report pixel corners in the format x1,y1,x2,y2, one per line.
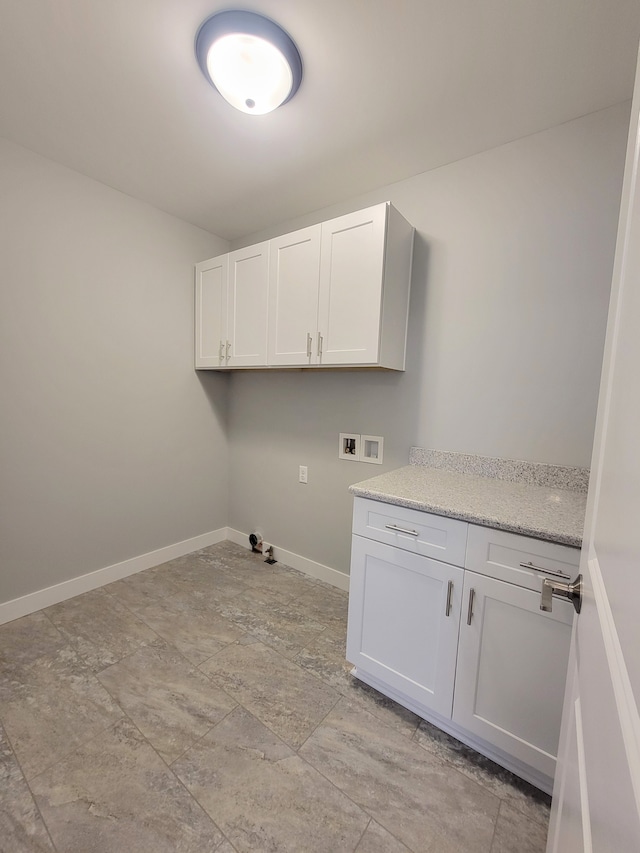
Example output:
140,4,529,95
23,711,128,788
165,701,239,769
293,729,418,853
4,541,548,852
156,544,544,845
290,693,421,852
196,641,343,754
92,576,259,680
131,713,239,853
0,719,61,853
353,816,374,852
488,798,502,852
409,725,551,829
88,703,236,853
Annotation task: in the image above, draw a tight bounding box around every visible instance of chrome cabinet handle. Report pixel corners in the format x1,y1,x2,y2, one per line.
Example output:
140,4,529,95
540,574,583,614
520,561,570,580
467,588,475,625
306,332,312,358
225,340,231,361
445,580,453,617
317,333,323,356
219,340,224,361
384,524,419,536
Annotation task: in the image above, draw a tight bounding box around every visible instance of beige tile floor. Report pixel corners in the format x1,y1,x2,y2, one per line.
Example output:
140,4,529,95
0,542,551,852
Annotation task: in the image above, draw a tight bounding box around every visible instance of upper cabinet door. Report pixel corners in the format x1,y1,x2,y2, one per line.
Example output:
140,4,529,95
227,242,269,367
267,225,322,366
195,254,228,368
317,204,387,365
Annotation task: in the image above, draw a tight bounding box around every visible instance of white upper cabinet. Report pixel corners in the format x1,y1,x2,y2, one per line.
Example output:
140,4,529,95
267,225,321,366
195,201,414,370
195,253,228,368
318,205,388,366
227,242,269,367
195,243,269,369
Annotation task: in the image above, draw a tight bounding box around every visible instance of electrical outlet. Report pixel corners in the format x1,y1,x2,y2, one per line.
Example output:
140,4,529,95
299,465,308,483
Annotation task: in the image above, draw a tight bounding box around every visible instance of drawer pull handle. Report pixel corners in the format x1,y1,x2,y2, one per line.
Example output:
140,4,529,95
384,524,419,536
467,588,475,625
519,561,571,580
445,580,453,617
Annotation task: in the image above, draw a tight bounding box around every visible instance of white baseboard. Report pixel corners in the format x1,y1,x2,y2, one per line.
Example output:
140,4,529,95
0,528,228,626
225,527,350,592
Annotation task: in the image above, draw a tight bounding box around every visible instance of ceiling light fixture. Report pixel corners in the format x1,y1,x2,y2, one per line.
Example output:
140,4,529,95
195,10,303,115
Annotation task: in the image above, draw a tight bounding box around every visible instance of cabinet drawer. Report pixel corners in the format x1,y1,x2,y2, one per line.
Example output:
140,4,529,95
465,524,580,592
352,497,468,566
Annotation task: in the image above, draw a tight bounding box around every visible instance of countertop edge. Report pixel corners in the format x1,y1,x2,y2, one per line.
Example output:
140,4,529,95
349,486,583,549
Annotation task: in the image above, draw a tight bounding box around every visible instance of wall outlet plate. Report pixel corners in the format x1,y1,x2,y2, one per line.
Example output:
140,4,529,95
339,433,360,461
361,435,383,464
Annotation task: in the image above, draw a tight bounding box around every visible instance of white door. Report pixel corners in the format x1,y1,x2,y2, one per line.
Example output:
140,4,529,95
347,536,463,718
453,571,573,786
317,203,387,365
194,253,228,368
267,225,321,366
227,242,269,367
547,54,640,852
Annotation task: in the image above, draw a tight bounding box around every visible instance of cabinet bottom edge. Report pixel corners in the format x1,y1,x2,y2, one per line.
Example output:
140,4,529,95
351,666,554,796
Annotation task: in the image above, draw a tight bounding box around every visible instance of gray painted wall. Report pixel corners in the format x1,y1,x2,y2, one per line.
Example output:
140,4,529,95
0,102,629,603
227,104,629,575
0,139,229,604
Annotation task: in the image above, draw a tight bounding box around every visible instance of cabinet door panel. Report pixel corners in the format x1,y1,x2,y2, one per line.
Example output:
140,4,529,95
453,571,573,779
347,535,462,718
268,225,321,365
195,255,228,368
228,242,269,366
318,204,386,365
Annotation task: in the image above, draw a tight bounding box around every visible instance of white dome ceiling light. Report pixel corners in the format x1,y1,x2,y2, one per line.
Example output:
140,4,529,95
195,10,303,115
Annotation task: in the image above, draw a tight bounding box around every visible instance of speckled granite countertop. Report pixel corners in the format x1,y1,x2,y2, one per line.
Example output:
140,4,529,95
349,449,588,548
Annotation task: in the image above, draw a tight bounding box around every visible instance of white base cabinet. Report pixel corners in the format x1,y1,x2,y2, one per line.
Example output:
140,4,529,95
346,497,579,794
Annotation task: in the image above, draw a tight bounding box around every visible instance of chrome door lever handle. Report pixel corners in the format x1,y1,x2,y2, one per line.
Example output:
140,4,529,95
540,574,583,614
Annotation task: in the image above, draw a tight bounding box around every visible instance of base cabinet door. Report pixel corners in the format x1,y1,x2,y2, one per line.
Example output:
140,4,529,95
347,535,463,718
452,571,574,780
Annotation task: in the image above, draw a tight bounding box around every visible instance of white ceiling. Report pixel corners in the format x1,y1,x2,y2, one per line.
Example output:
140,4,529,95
1,0,639,241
